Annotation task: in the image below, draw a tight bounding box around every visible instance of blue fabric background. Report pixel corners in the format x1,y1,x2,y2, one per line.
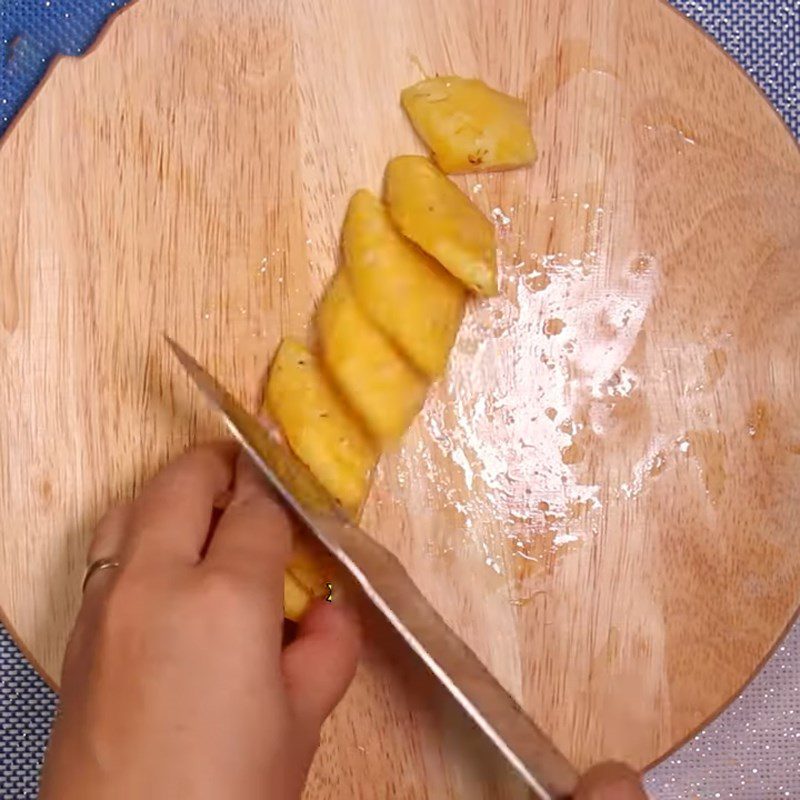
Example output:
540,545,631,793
1,0,127,134
0,1,798,796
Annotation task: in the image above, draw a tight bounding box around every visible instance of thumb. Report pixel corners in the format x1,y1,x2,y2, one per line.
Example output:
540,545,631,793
282,599,361,731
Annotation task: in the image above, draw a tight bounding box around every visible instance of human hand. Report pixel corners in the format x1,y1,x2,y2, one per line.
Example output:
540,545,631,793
40,443,361,800
574,761,649,799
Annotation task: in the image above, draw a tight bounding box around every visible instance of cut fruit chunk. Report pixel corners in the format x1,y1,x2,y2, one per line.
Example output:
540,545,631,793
401,76,536,173
342,189,465,378
284,570,313,621
288,537,334,599
264,338,377,516
283,536,335,621
385,156,497,296
318,272,428,443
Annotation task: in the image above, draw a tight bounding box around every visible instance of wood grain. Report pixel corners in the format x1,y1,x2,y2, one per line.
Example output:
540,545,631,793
1,0,799,793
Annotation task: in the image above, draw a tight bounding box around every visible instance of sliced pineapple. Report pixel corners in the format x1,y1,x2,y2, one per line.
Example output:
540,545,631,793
342,189,465,378
283,536,336,621
385,155,497,296
264,338,377,516
401,76,536,173
287,537,334,599
284,570,314,622
318,272,428,443
272,74,537,622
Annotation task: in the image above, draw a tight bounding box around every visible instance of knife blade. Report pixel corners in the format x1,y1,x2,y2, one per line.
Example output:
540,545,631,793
165,335,579,799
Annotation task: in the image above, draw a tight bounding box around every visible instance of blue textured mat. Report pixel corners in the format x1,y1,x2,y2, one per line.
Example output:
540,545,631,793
0,629,55,798
0,0,131,135
0,1,798,797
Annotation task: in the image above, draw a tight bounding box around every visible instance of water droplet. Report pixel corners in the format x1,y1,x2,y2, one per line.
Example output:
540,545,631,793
630,253,655,275
491,206,511,226
528,271,550,292
746,401,769,439
561,442,584,465
648,451,667,477
543,318,565,337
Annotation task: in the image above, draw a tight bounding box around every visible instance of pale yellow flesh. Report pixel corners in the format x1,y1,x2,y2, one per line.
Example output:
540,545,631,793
277,97,510,616
264,338,377,516
342,189,465,378
283,570,313,621
288,537,333,597
318,272,429,443
401,76,536,173
384,156,498,296
283,537,336,621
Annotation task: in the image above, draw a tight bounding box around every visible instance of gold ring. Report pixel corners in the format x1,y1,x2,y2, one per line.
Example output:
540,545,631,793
82,557,121,593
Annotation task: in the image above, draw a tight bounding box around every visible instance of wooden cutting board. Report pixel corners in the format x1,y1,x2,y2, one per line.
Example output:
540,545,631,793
2,0,799,793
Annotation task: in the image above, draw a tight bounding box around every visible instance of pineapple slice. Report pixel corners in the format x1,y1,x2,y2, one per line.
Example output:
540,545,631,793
401,76,536,173
284,570,314,622
318,272,428,443
342,189,465,378
264,338,377,516
385,156,497,296
283,537,335,621
287,538,333,599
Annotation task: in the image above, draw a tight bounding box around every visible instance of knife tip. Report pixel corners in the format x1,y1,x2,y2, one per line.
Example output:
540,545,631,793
164,333,187,361
163,334,201,380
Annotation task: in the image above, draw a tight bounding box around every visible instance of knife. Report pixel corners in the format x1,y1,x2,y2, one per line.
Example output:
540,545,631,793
165,335,579,799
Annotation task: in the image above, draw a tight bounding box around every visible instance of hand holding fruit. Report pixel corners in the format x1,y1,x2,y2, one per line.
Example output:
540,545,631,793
40,444,361,800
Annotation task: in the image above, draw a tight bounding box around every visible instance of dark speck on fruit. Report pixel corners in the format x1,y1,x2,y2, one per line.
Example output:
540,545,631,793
468,147,489,165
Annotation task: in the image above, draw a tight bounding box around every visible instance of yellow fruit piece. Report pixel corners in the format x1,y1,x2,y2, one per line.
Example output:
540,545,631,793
401,76,536,173
288,537,333,599
385,156,497,296
264,338,378,516
283,570,313,621
317,273,428,443
342,189,465,378
283,536,335,621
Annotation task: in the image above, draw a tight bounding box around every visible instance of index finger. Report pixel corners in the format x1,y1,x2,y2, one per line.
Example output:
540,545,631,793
125,442,238,566
203,453,293,592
